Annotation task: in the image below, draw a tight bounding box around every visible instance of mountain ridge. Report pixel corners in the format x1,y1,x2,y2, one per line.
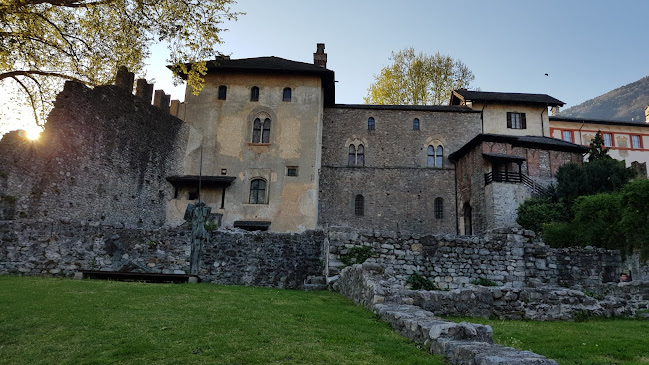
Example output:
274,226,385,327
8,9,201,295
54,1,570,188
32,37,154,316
560,76,649,122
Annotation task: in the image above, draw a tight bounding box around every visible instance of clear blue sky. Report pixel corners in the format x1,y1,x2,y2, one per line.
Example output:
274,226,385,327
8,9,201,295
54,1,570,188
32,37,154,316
149,0,649,110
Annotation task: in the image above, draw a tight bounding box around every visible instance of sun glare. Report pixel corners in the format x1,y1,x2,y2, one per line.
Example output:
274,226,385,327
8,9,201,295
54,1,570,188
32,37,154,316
25,128,41,141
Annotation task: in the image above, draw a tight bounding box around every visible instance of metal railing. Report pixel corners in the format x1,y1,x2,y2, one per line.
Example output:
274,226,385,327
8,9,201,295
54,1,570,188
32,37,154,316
485,171,547,197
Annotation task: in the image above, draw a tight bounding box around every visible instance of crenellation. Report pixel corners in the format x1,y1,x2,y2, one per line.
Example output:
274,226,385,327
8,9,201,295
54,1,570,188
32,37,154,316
114,66,135,92
135,78,154,103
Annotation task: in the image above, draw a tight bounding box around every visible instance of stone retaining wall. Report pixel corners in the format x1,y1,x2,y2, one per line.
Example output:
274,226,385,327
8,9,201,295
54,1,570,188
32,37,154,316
326,227,631,289
0,220,322,289
338,263,558,365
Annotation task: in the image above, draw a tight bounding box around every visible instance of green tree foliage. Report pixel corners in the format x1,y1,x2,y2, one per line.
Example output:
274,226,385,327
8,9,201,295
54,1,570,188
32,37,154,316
571,193,623,249
556,159,634,207
364,48,474,105
516,198,567,233
619,179,649,259
0,0,241,126
587,131,611,162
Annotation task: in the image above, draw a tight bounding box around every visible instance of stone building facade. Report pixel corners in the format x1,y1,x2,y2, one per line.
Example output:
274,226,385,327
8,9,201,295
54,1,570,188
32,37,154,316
549,115,649,176
0,44,591,235
319,105,480,233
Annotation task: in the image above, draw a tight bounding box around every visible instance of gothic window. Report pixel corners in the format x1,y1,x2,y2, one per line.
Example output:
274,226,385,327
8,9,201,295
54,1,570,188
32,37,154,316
354,194,364,216
348,145,356,166
218,85,227,100
413,118,420,130
283,87,292,102
428,145,444,167
348,143,365,166
252,117,271,143
249,178,267,204
434,198,443,219
507,112,526,129
357,144,365,166
250,86,259,101
427,145,435,167
368,117,375,130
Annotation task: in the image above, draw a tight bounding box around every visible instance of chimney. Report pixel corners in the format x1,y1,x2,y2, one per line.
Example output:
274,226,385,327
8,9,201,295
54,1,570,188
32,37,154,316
313,43,327,68
645,105,649,123
551,106,560,116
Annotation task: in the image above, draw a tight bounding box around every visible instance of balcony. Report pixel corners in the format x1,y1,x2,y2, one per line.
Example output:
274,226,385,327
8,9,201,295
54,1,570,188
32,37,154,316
484,171,547,196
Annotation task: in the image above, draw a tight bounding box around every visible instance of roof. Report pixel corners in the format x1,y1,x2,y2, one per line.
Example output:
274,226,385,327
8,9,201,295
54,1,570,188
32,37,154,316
166,175,236,187
329,104,479,113
550,116,649,128
482,152,526,162
449,133,588,161
171,57,336,106
450,90,564,107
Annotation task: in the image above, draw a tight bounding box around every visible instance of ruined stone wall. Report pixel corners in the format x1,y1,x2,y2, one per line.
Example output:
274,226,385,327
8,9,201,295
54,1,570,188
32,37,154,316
319,106,481,234
326,227,624,290
0,81,189,228
0,220,323,289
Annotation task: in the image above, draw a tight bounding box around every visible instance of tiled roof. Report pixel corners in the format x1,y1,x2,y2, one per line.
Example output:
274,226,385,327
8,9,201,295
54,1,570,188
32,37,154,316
451,90,564,107
330,104,479,113
550,116,649,128
449,133,588,161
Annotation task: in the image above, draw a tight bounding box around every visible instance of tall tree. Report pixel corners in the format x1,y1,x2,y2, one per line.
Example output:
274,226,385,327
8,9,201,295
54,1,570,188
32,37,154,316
587,131,611,162
0,0,241,127
364,48,474,105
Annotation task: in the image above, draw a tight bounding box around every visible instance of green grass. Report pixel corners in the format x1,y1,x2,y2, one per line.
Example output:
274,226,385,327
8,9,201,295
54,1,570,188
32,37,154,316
447,317,649,365
0,276,443,364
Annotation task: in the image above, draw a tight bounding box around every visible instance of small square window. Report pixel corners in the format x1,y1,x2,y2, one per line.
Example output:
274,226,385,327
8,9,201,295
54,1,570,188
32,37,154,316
221,168,228,175
286,167,298,176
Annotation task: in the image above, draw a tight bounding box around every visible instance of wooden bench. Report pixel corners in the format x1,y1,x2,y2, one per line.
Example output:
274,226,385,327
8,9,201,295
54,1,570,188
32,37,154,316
75,270,199,283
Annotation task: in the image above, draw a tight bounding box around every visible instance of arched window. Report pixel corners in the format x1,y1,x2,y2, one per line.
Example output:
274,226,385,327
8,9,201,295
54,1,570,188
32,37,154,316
368,117,375,130
413,118,420,130
355,194,364,216
250,86,259,101
218,85,227,100
357,144,365,166
348,145,356,166
427,144,444,167
436,146,444,168
434,198,443,219
427,145,435,167
252,118,271,143
348,143,365,166
282,87,292,102
249,178,267,204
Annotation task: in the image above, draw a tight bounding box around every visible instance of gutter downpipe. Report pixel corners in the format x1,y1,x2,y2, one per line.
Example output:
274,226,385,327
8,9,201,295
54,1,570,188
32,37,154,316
578,120,585,145
541,104,547,137
480,101,487,134
454,163,459,235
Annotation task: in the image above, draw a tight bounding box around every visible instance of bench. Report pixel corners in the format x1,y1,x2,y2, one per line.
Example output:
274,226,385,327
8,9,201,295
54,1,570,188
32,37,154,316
74,270,199,283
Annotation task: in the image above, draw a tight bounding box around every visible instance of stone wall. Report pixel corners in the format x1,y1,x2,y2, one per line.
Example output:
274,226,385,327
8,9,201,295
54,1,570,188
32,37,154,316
0,81,189,229
319,106,481,234
0,220,323,289
326,227,624,290
338,264,558,365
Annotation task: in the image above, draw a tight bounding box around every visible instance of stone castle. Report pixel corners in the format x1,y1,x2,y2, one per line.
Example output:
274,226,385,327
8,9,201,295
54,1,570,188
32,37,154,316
1,44,592,236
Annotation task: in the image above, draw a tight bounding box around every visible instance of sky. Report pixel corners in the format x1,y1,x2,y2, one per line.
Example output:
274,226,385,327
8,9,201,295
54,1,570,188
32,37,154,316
2,0,649,135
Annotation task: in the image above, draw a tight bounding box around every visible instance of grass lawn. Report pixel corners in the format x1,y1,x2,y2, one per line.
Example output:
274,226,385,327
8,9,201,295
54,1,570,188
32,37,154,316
447,316,649,365
0,276,443,364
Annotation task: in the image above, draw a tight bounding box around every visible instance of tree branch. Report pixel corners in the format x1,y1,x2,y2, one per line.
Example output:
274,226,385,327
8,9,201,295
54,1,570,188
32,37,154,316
10,75,41,126
0,70,91,85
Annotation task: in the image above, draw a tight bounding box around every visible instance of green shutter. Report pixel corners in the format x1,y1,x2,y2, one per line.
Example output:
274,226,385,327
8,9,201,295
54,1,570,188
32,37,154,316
521,113,527,129
506,112,512,128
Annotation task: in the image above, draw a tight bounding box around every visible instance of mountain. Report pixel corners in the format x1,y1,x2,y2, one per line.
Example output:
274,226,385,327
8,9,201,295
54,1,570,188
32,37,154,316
560,76,649,122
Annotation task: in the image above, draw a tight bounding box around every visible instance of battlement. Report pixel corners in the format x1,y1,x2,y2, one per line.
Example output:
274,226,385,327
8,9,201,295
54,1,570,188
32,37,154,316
114,66,182,117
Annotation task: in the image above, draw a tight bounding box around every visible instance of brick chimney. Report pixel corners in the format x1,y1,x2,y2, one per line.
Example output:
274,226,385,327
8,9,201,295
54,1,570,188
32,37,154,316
551,106,560,116
314,43,327,68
